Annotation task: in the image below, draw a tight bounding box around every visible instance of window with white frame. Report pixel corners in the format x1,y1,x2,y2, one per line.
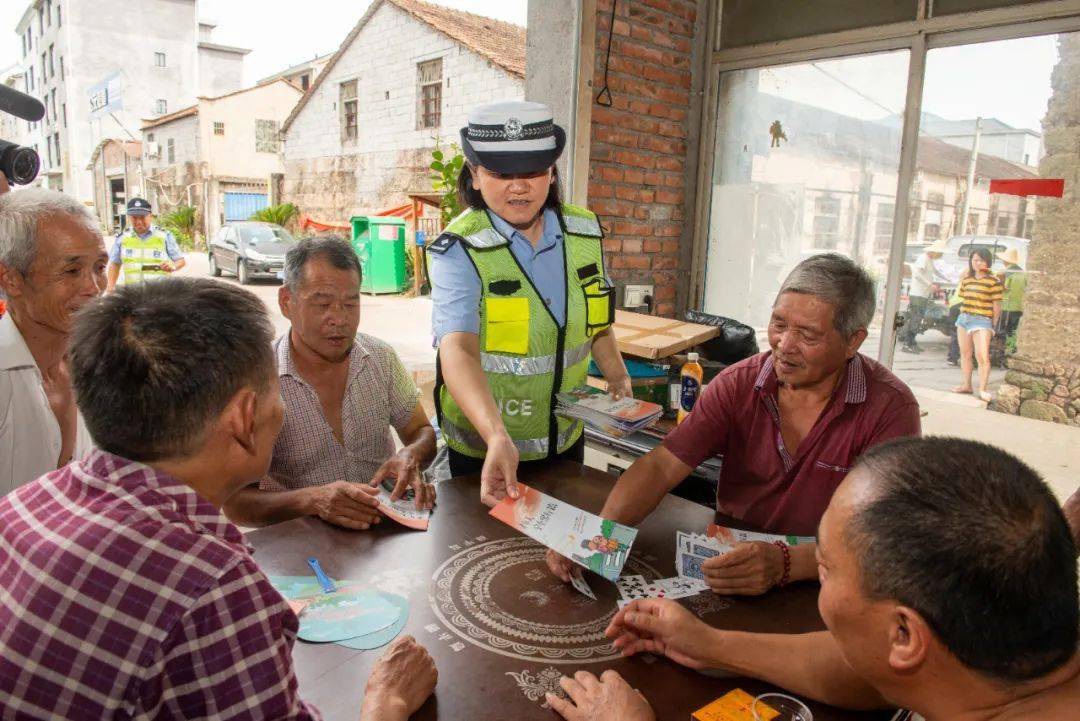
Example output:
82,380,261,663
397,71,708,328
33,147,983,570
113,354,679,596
340,80,358,141
155,52,166,68
812,194,841,250
155,99,167,115
417,58,442,129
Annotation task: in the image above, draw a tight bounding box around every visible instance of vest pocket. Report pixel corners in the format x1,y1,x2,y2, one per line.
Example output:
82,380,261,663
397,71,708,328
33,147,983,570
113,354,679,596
581,279,615,336
484,297,530,355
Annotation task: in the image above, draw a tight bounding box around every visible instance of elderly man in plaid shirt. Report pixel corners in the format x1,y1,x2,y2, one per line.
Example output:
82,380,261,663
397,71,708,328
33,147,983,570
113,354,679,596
224,237,437,530
0,277,437,720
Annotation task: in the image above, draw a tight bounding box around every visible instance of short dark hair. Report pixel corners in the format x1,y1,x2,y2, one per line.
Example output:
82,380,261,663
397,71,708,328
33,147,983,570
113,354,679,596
69,277,275,462
456,163,563,211
283,236,362,291
847,436,1078,684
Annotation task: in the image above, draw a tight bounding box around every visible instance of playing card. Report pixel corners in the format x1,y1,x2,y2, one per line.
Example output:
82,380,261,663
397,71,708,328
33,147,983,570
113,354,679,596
654,576,707,599
570,573,598,600
691,542,729,559
677,552,708,580
616,574,649,600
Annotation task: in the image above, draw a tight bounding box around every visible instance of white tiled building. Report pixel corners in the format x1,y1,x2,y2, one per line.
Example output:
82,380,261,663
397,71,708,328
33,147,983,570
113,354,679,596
281,0,525,220
12,0,247,206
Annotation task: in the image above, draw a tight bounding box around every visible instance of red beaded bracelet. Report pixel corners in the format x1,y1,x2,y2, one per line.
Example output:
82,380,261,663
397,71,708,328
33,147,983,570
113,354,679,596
773,540,791,588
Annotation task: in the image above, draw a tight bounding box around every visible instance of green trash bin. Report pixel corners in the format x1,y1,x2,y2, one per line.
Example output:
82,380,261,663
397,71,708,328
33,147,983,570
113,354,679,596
350,216,408,294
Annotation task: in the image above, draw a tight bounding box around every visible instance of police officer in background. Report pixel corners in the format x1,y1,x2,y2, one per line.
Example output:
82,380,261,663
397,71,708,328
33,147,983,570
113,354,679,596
106,197,186,290
427,101,631,506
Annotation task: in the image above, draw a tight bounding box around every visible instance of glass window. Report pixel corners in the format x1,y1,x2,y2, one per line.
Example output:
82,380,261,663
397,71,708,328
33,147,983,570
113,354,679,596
240,225,297,246
417,58,443,129
156,99,167,115
167,138,175,164
255,119,280,152
340,80,358,141
702,50,910,353
155,52,166,68
214,121,225,136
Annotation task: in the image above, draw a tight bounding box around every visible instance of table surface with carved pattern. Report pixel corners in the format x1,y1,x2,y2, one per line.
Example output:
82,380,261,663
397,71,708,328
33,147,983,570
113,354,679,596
247,461,899,721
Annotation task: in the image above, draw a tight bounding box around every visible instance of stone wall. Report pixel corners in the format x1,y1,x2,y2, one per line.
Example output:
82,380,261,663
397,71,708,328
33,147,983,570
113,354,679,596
992,34,1080,425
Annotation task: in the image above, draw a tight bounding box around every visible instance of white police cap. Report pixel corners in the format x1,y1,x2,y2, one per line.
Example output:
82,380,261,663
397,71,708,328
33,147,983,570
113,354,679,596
460,101,565,174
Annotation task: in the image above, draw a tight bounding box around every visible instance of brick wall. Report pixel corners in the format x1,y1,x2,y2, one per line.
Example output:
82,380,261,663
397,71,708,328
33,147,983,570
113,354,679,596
588,0,702,317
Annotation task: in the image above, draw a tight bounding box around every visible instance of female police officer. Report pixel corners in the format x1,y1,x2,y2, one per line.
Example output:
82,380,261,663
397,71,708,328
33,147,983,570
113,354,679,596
427,101,631,506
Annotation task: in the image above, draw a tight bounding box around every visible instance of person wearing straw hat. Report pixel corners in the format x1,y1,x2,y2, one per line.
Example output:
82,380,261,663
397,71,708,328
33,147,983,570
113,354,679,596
900,240,949,354
997,246,1027,342
427,101,631,506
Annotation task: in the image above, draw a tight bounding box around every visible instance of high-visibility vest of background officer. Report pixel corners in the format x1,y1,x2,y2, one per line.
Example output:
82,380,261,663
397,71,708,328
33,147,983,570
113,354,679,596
106,197,187,290
427,100,632,507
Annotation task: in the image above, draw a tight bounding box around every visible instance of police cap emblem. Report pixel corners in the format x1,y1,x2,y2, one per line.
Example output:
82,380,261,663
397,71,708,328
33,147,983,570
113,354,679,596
504,117,523,141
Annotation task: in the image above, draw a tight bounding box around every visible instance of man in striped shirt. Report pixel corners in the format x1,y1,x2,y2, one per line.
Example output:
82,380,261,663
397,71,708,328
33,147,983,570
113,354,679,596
0,278,437,720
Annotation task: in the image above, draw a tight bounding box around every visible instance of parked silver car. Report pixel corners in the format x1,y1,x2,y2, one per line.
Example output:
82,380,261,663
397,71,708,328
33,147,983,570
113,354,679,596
208,221,297,284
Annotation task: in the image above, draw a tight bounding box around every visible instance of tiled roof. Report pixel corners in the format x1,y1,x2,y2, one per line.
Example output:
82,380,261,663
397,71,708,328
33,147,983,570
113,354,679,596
282,0,525,132
390,0,525,78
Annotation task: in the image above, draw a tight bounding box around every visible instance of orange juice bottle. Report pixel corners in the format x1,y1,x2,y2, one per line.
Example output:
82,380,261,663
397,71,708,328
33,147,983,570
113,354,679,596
677,352,703,424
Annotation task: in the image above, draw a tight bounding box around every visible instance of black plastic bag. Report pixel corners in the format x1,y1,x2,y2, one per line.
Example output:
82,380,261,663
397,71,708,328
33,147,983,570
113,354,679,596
685,310,759,365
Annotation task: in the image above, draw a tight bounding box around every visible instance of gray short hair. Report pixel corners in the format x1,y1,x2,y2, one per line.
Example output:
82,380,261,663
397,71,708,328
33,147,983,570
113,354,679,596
283,236,362,291
775,253,875,337
0,188,100,275
70,277,275,462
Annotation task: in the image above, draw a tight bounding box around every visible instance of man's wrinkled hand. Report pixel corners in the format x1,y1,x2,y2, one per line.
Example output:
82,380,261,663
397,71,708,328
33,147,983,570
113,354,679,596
479,434,519,507
360,636,437,721
702,541,784,596
308,480,382,530
546,670,655,721
545,548,579,583
606,598,716,670
370,450,435,510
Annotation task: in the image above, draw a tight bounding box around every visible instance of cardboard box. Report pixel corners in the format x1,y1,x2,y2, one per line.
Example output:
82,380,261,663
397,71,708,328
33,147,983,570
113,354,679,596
611,310,720,360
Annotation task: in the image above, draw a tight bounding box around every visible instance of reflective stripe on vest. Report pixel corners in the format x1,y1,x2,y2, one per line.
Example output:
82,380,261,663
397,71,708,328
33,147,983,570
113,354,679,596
119,229,169,285
440,416,580,458
479,339,593,376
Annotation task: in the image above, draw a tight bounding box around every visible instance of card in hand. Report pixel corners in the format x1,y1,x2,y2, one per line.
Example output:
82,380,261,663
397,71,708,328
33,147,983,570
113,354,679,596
678,552,708,580
570,572,598,600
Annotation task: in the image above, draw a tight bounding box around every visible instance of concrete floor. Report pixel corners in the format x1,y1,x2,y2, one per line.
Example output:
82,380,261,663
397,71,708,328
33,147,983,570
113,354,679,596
180,252,1076,503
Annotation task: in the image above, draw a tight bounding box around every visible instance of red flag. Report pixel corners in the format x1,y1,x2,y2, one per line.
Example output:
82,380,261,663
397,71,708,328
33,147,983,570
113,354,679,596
989,178,1065,197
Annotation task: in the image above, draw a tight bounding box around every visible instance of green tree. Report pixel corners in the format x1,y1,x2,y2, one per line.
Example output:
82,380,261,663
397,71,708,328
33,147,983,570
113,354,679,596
250,202,299,227
430,144,465,225
160,205,199,251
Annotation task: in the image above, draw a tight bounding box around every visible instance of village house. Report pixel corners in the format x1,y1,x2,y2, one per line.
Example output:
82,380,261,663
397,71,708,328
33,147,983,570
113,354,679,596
280,0,525,222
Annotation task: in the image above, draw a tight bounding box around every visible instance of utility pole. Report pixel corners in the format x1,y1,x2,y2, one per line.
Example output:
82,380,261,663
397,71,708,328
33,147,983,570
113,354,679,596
959,117,982,235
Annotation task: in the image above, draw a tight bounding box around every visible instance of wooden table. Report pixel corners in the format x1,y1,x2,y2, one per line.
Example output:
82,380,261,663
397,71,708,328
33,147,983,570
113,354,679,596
248,462,895,721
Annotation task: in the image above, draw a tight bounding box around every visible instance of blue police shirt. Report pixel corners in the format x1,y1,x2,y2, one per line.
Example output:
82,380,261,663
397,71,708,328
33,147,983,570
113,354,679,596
430,207,569,341
108,226,185,264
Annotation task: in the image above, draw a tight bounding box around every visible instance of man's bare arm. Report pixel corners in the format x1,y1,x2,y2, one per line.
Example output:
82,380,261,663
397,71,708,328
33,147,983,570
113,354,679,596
600,445,693,526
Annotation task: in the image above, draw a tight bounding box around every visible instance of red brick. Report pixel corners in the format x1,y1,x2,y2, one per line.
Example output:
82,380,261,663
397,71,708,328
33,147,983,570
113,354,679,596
622,239,643,254
611,254,652,270
615,39,666,65
651,270,677,285
673,36,692,54
656,302,676,317
655,189,683,205
590,182,614,199
643,171,663,186
656,119,688,139
612,149,656,169
602,238,622,253
595,126,639,148
644,239,663,253
653,284,676,302
656,86,690,106
642,64,690,89
656,156,683,172
623,168,644,184
654,223,682,238
653,255,678,270
598,166,624,182
613,220,653,236
592,199,633,217
640,135,685,155
613,18,630,36
662,240,680,254
663,173,683,187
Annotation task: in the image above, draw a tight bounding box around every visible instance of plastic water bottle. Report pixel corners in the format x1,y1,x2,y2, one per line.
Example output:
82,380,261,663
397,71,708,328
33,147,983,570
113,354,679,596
677,352,703,424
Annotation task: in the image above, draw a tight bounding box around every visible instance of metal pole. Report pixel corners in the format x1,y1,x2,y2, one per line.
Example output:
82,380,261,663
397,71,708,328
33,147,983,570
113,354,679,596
959,116,982,234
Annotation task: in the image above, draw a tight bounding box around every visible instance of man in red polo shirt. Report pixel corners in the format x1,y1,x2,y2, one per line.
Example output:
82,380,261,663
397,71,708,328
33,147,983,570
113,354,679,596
549,253,920,595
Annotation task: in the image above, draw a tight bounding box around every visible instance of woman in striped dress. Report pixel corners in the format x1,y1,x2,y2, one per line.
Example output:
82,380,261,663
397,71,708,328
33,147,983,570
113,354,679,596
952,246,1003,402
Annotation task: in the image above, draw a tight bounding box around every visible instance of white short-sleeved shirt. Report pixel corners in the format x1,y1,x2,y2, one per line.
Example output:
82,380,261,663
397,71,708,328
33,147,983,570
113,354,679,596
0,312,94,496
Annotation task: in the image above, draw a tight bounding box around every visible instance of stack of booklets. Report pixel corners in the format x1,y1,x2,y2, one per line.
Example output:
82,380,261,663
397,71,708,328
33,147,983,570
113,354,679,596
555,385,663,437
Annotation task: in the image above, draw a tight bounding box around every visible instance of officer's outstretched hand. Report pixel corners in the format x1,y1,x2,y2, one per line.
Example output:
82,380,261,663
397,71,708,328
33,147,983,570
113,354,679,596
480,433,520,507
